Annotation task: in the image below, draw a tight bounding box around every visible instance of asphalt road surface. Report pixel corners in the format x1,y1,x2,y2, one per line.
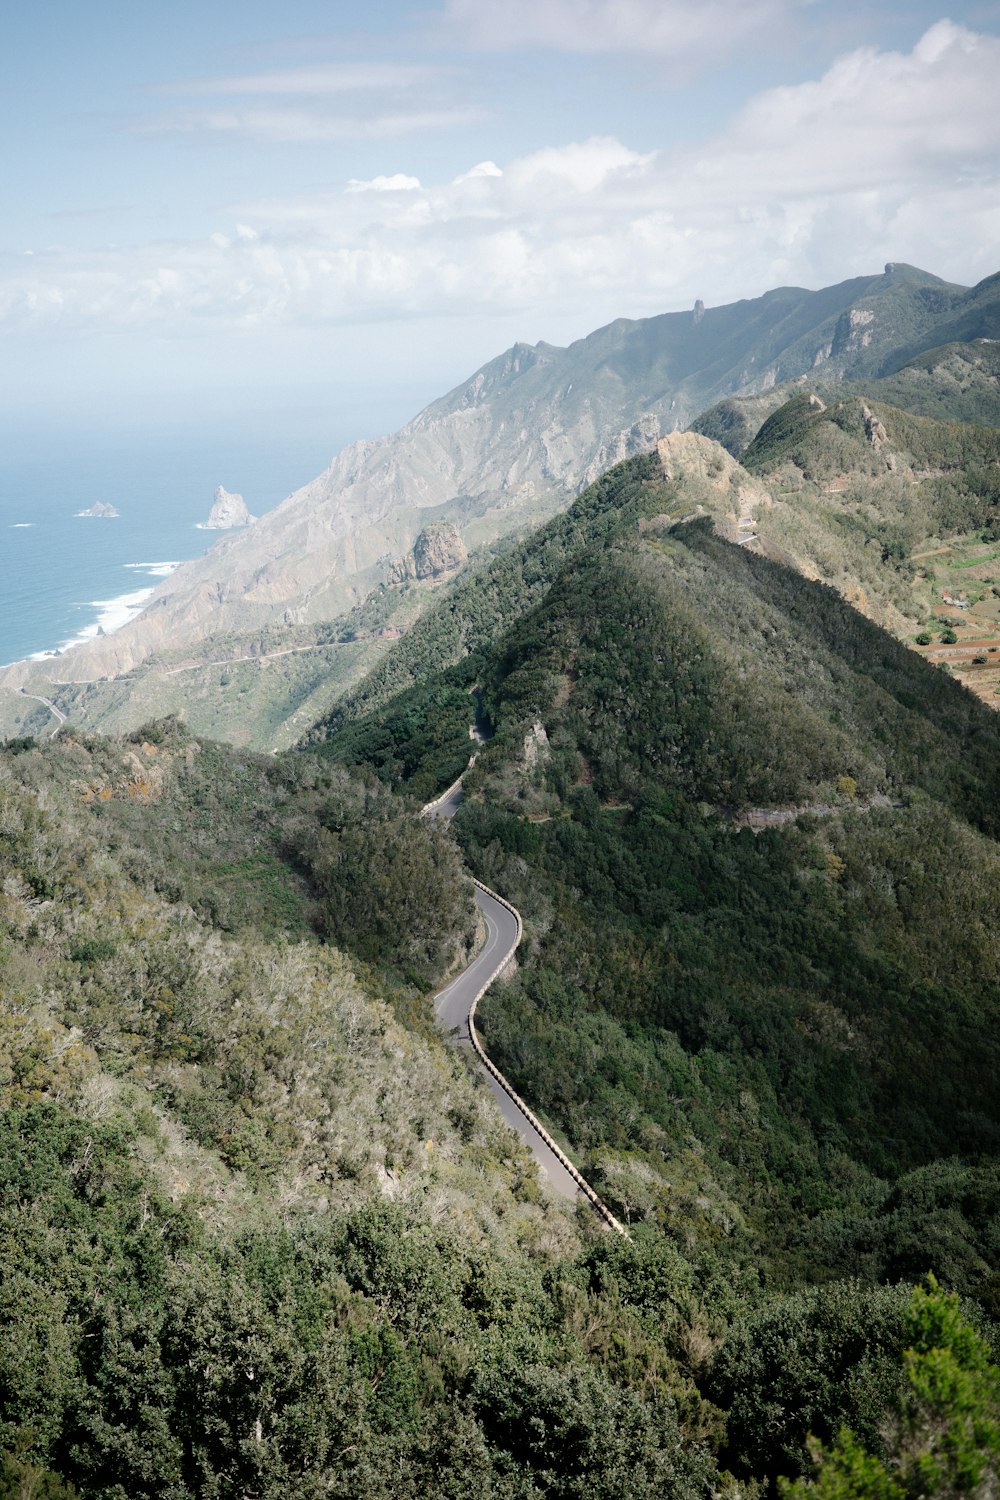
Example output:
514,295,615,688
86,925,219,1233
427,777,465,821
434,885,580,1202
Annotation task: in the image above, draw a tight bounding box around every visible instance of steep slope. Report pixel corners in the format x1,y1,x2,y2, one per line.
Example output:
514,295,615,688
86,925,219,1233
4,267,999,753
5,485,1000,1495
308,396,1000,754
315,452,1000,1310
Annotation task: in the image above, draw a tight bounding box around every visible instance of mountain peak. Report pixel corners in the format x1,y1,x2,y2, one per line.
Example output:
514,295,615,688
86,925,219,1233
879,261,955,286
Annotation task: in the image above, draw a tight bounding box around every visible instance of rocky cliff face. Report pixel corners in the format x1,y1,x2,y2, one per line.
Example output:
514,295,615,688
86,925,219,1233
202,486,255,529
387,523,469,584
4,265,996,690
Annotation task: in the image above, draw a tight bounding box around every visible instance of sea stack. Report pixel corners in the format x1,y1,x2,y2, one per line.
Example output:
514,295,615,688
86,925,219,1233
202,486,256,529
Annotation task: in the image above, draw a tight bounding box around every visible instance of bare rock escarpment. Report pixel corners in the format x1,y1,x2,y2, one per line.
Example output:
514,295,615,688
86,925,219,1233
387,523,468,584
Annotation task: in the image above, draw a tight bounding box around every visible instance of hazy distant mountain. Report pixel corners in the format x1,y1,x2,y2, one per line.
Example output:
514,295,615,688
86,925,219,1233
692,337,1000,458
3,264,999,746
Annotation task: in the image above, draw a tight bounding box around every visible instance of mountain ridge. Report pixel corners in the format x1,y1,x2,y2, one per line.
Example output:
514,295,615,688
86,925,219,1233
3,265,999,750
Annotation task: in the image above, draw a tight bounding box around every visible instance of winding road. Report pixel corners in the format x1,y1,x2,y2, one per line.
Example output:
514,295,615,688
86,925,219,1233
426,769,627,1233
434,885,581,1201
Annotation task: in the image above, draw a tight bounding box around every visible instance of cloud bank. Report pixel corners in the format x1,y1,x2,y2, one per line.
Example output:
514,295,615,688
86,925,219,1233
5,24,998,334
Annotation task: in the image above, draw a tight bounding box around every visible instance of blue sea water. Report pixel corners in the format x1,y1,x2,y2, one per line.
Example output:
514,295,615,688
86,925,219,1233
0,413,347,667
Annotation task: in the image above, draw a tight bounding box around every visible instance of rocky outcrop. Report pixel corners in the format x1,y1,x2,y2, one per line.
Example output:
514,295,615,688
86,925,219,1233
831,307,875,357
861,403,898,470
201,486,255,530
522,720,550,769
79,502,119,518
387,523,468,584
862,404,888,449
656,431,773,542
582,414,661,487
413,523,467,579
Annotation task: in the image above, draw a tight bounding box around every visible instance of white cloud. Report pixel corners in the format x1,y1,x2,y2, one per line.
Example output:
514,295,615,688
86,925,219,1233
442,0,799,56
505,137,652,193
453,161,503,184
346,174,423,193
709,19,998,194
6,25,1000,336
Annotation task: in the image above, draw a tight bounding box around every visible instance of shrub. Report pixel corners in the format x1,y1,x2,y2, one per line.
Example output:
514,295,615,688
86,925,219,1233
68,937,118,964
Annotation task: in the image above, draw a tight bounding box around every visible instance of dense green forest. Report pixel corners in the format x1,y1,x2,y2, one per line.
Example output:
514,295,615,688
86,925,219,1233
5,427,1000,1493
335,510,1000,1289
308,454,665,743
305,445,1000,1492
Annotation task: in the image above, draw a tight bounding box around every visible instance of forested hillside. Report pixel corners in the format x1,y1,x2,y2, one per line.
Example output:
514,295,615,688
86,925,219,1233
666,378,1000,701
693,339,1000,458
310,446,1000,1486
6,423,1000,1494
313,388,1000,746
320,462,1000,1286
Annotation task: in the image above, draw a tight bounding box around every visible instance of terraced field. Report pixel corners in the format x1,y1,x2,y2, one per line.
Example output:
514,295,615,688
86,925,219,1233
912,531,1000,703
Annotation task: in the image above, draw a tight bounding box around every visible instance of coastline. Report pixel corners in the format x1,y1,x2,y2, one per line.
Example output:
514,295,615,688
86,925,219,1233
6,561,183,671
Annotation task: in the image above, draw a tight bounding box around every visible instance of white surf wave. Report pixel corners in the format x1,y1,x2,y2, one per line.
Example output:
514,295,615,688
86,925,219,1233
30,587,156,659
11,561,191,668
124,560,182,578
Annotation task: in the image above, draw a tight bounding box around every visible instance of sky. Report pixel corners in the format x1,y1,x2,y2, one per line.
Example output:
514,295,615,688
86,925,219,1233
2,0,1000,463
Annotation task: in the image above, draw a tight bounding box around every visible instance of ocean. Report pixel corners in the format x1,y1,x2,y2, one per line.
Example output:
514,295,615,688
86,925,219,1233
0,415,342,668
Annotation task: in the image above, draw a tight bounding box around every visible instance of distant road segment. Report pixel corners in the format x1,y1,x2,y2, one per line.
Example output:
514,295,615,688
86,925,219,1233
20,686,66,738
